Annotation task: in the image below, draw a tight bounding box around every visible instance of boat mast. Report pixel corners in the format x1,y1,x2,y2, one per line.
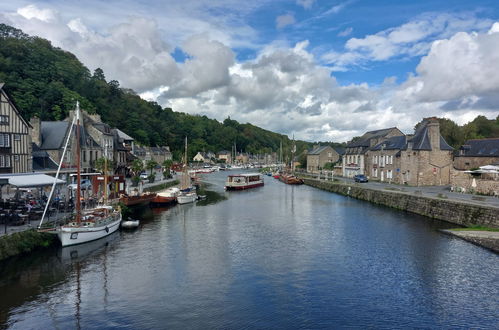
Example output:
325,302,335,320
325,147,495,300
280,140,283,165
182,136,188,189
104,141,108,204
291,134,296,174
38,109,77,228
75,102,82,224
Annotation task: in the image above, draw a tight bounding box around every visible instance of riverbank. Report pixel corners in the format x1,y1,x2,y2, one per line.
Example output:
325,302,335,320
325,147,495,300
303,178,499,252
0,229,56,261
440,229,499,253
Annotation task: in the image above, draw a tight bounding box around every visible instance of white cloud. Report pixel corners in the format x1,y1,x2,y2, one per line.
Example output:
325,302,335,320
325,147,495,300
296,0,315,9
1,4,498,143
396,24,499,107
276,13,296,29
337,27,353,37
323,12,493,70
17,4,57,22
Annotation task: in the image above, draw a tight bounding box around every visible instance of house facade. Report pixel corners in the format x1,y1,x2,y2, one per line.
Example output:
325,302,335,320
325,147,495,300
193,152,207,162
453,138,499,170
366,118,454,185
217,150,231,163
342,127,404,178
307,145,341,173
0,84,32,173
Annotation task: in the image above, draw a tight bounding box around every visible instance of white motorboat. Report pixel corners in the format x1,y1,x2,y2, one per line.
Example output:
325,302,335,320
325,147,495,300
121,217,140,229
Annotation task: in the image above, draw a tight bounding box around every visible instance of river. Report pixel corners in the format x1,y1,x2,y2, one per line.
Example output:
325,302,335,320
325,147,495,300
1,171,498,329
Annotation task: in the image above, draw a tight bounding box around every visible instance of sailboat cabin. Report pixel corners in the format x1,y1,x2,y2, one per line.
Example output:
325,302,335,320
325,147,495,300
0,83,32,173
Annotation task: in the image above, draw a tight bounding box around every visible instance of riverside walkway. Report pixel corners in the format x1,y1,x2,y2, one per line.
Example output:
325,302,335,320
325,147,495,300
302,173,499,209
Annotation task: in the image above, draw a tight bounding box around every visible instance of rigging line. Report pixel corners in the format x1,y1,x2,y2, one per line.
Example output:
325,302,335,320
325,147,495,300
38,111,77,229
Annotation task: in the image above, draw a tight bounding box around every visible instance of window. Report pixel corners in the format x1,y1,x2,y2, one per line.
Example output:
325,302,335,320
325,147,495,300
14,134,21,141
83,150,87,162
0,115,8,125
0,155,10,167
0,134,10,147
14,155,19,162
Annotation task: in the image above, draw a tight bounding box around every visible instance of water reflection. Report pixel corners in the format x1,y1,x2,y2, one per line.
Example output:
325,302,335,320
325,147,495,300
1,171,498,329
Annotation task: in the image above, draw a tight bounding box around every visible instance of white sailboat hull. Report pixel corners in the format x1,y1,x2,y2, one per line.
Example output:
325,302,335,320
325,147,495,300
177,193,197,204
57,215,122,247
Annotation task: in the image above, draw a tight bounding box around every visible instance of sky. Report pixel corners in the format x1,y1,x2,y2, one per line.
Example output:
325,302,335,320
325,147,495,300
1,0,499,142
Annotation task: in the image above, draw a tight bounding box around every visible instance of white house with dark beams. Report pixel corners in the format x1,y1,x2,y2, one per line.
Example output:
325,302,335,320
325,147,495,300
0,83,32,173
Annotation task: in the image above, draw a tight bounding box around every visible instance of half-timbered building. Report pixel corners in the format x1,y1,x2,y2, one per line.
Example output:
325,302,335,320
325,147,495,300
0,83,32,173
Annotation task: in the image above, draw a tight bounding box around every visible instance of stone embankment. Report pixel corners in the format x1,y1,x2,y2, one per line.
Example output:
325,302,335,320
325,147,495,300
303,179,499,228
440,230,499,253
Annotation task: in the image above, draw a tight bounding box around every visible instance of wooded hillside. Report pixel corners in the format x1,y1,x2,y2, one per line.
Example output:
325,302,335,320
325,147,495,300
0,24,313,160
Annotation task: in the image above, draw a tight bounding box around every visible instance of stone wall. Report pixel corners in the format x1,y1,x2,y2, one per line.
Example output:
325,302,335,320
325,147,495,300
303,179,499,228
453,156,499,170
451,169,499,196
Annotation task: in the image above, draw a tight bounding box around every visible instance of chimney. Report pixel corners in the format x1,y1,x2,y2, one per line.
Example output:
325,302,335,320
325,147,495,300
426,117,440,151
30,116,41,146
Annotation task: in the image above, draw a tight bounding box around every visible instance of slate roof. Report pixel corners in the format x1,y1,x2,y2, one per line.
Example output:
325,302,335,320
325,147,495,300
371,135,407,151
115,128,134,141
408,121,453,151
346,127,398,148
40,121,100,150
308,145,331,155
92,122,113,135
334,147,345,155
40,121,70,149
458,138,499,157
32,143,58,171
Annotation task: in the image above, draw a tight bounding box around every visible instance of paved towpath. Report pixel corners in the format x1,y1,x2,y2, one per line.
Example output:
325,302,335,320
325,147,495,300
302,173,499,209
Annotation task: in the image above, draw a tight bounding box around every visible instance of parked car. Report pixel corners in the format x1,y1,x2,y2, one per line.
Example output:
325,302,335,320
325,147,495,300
139,172,148,180
354,174,368,183
68,179,92,190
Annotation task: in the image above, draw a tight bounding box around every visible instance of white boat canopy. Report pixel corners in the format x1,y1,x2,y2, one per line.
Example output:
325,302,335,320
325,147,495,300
0,174,65,188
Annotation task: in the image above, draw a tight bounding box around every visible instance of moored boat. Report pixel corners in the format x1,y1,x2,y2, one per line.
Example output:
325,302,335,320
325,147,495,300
120,192,157,207
151,188,179,206
225,173,264,190
121,217,140,229
38,102,122,247
278,174,304,185
177,137,197,204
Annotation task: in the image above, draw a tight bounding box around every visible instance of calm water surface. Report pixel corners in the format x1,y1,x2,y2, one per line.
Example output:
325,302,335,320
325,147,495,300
1,171,498,329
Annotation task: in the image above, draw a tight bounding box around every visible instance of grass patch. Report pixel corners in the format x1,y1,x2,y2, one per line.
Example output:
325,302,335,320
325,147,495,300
450,226,499,232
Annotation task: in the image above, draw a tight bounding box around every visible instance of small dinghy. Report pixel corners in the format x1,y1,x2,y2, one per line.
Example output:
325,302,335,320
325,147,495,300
121,217,140,229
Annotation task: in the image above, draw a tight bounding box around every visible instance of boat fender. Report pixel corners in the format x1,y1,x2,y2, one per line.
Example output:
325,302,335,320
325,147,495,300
105,226,109,233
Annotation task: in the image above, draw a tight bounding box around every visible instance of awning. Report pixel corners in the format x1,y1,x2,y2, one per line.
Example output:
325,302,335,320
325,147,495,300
0,174,65,188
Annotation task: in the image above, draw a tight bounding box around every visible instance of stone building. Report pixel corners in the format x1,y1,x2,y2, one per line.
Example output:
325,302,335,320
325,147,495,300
399,118,454,186
365,118,454,185
0,83,32,173
307,145,342,173
342,127,404,178
366,135,407,182
217,150,231,164
30,117,100,173
453,138,499,170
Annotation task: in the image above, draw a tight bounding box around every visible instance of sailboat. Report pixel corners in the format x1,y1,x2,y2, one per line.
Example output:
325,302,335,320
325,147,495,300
177,137,197,204
38,102,122,246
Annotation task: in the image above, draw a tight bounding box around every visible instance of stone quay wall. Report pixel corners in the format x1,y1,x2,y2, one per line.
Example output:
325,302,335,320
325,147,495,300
303,179,499,228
